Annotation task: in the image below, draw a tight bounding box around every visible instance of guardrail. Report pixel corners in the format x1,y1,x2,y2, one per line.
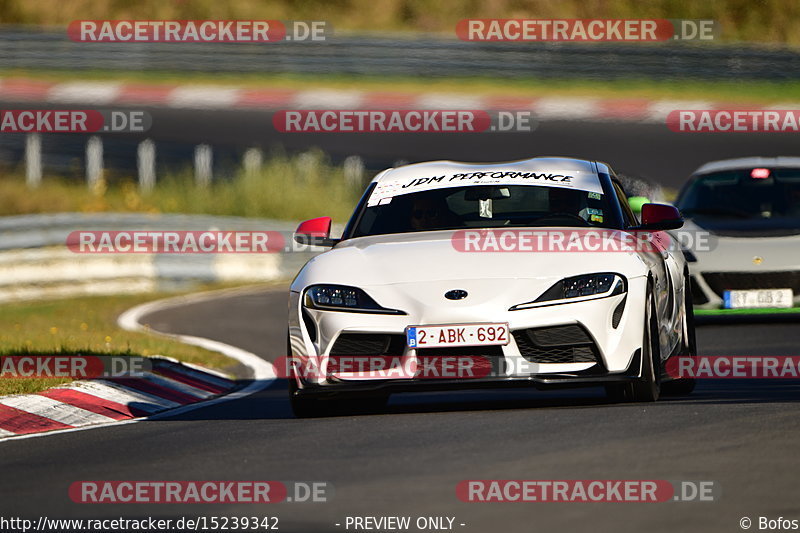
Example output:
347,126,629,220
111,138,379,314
1,26,800,80
0,213,322,302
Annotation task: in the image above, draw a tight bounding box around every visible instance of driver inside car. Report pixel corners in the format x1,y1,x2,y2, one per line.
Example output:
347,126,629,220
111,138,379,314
408,194,459,231
547,187,591,222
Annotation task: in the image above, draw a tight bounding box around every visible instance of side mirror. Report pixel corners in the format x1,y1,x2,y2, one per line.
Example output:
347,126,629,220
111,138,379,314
294,217,339,247
638,203,684,231
627,196,650,215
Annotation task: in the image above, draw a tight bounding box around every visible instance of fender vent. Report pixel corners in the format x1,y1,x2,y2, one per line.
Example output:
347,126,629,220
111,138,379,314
612,296,627,329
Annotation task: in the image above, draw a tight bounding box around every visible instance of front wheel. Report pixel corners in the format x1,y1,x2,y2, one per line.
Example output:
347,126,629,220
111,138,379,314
630,290,661,402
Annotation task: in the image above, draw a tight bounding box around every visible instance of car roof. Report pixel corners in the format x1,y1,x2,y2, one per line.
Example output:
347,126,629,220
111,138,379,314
373,156,606,184
693,156,800,175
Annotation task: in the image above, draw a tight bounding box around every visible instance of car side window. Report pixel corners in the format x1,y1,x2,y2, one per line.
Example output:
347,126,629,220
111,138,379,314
612,182,637,227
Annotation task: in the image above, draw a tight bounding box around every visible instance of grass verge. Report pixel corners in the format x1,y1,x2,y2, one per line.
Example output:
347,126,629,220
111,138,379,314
6,0,800,45
0,288,259,396
0,150,361,222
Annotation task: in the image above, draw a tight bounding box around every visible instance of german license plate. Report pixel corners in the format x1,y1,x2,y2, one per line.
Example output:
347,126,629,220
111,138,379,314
406,323,509,348
723,289,793,309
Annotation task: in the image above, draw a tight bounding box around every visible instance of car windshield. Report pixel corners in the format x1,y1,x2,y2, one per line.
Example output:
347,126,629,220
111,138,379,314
676,168,800,220
350,185,619,238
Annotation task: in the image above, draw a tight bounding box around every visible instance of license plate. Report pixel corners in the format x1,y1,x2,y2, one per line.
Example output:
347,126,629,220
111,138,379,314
406,323,509,348
723,289,793,309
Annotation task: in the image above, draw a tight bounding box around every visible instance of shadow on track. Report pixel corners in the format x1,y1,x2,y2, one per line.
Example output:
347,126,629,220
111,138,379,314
154,377,800,422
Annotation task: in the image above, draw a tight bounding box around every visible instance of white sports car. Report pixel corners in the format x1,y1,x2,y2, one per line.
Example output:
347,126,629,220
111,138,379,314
674,157,800,315
287,157,696,416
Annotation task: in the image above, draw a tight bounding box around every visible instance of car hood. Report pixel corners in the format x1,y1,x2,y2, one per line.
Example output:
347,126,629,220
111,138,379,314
292,229,649,289
688,215,800,237
680,219,800,272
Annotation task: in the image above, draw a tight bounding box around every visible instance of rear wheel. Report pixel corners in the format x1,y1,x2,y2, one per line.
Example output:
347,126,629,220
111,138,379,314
631,290,661,402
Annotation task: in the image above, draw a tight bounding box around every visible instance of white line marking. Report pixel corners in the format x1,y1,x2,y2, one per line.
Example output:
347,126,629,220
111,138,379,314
645,100,714,122
48,82,122,104
533,97,601,120
168,86,241,108
0,286,278,443
415,93,485,110
292,89,364,109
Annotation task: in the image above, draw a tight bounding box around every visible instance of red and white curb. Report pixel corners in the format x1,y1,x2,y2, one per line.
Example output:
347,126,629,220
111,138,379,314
0,287,277,442
2,77,794,123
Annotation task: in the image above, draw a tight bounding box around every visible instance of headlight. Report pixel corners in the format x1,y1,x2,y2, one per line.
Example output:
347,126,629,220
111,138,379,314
303,285,405,315
509,273,626,311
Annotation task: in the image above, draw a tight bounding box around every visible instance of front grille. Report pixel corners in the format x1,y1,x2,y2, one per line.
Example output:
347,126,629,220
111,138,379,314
702,271,800,298
329,333,405,356
513,325,599,364
689,276,709,305
416,346,504,357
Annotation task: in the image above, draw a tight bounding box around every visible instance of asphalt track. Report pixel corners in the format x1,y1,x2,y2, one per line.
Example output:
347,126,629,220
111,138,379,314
2,287,800,532
1,113,800,532
2,102,800,189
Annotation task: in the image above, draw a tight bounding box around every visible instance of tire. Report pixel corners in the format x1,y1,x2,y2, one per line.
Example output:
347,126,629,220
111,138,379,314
662,275,697,396
631,290,661,402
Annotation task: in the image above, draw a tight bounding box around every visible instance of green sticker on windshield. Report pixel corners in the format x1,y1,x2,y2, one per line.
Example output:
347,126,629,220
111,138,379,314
588,192,602,200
